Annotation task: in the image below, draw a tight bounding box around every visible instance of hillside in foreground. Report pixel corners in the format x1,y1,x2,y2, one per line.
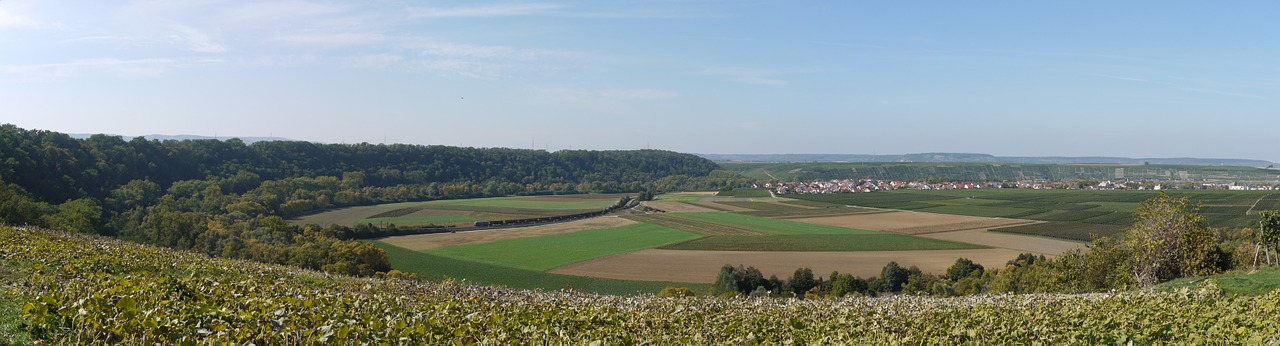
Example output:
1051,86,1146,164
3,226,1280,344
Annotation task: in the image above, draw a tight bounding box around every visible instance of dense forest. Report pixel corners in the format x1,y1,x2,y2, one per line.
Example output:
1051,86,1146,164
0,124,747,276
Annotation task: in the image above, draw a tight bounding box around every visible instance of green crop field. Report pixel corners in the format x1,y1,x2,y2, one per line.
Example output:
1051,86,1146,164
992,222,1127,242
660,234,986,251
716,188,774,198
793,189,1276,240
293,193,627,227
716,201,808,212
737,206,888,219
425,223,699,271
361,215,474,225
669,212,877,235
373,241,706,295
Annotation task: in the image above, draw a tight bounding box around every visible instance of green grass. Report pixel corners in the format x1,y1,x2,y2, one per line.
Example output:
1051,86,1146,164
426,223,700,271
372,241,709,295
671,212,877,235
716,188,774,198
716,201,808,212
294,194,628,226
1160,269,1280,296
793,189,1276,240
738,206,888,219
654,193,711,202
361,214,474,225
442,196,618,210
778,199,842,208
661,234,987,251
992,222,1126,242
0,268,34,345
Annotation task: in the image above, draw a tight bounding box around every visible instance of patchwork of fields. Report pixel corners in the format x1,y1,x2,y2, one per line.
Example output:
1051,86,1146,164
291,194,629,227
792,189,1279,241
370,189,1104,289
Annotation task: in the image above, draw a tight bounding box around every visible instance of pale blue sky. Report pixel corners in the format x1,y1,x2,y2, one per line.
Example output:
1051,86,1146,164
3,1,1278,161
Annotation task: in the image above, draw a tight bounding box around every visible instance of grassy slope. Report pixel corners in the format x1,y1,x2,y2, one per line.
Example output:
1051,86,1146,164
373,241,707,295
425,223,700,271
0,268,34,345
1160,269,1280,296
361,214,474,225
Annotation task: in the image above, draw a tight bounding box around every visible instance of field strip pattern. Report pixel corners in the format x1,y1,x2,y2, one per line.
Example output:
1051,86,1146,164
550,248,1030,283
638,201,719,213
379,216,637,251
426,223,700,271
622,214,759,235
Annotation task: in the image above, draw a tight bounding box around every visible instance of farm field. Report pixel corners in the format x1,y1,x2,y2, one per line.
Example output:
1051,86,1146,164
792,189,1280,241
291,193,627,227
369,192,1104,289
425,223,699,271
372,241,707,294
10,226,1280,344
637,200,719,213
379,216,637,251
550,248,1029,283
660,234,985,251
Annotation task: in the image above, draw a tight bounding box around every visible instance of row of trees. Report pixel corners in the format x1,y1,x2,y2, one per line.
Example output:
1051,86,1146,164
711,193,1275,298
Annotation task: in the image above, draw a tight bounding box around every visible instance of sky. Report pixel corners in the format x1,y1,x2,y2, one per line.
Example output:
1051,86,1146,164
2,1,1279,162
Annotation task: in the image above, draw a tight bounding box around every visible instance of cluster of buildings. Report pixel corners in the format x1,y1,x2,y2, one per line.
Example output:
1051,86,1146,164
767,179,1277,195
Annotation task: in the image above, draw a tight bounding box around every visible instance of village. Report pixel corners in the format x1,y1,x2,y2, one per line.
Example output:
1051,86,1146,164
767,179,1279,195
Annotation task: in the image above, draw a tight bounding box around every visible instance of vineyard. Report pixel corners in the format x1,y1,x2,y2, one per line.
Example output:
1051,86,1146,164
4,225,1280,344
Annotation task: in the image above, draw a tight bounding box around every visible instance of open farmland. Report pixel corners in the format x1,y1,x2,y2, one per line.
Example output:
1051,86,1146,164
291,194,627,227
9,226,1280,344
660,234,985,252
379,216,637,251
426,223,700,271
792,189,1278,241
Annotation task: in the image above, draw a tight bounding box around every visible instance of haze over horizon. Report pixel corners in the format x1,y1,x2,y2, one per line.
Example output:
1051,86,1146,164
4,1,1279,162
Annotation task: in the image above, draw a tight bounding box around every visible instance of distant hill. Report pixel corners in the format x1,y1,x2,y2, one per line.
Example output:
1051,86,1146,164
698,153,1275,168
68,133,294,144
722,161,1280,184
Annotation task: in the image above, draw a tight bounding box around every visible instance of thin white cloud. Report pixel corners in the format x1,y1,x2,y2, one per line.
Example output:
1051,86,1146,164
535,86,677,112
344,54,403,68
409,40,570,59
409,4,564,18
0,7,41,29
270,32,386,47
171,24,226,53
0,58,176,79
224,0,347,21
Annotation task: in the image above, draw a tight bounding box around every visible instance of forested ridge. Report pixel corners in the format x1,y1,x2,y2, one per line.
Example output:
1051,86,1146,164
0,124,745,276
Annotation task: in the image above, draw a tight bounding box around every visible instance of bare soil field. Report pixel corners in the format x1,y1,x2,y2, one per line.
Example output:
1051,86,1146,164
379,216,637,251
550,248,1030,283
917,228,1083,255
639,201,718,213
789,211,1081,254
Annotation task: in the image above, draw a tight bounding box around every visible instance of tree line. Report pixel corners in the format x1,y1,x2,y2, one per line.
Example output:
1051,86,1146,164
0,124,750,277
